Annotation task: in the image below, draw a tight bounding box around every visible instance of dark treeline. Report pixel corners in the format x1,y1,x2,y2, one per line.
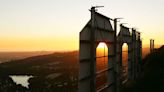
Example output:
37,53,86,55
123,45,164,92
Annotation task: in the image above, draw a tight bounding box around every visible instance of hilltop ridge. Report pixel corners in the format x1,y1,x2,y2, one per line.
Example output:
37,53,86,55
124,45,164,92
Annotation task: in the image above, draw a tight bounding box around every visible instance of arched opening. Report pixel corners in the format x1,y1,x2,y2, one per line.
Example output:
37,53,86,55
96,42,108,90
122,43,128,83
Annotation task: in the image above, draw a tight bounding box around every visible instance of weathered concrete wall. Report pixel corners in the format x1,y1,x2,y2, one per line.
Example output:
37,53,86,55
116,25,142,90
79,9,115,92
79,7,142,92
117,25,133,84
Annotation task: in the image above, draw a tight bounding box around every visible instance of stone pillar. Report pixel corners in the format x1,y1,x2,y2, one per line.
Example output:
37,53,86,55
132,29,136,80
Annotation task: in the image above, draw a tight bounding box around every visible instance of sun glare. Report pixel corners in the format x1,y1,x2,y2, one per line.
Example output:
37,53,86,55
122,43,128,51
96,42,108,89
97,42,107,49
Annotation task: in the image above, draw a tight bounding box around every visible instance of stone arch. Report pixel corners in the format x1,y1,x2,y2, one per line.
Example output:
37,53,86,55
117,24,133,83
121,43,129,83
96,42,108,90
79,10,116,92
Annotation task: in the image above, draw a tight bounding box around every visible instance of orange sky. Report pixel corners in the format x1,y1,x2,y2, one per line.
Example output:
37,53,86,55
0,0,163,51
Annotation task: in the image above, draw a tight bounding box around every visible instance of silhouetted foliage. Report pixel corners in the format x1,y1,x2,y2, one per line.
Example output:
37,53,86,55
0,75,28,92
123,45,164,92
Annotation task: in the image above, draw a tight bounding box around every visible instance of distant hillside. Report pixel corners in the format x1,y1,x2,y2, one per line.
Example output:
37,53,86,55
0,48,150,92
0,51,54,63
0,51,78,76
123,45,164,92
142,47,150,58
0,51,79,92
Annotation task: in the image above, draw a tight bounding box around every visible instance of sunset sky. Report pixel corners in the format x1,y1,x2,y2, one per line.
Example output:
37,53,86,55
0,0,164,51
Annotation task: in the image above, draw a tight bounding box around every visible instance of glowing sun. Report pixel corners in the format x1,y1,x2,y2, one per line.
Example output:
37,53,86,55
97,42,107,48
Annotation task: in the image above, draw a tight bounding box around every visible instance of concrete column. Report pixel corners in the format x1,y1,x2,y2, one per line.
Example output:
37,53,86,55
116,42,122,92
132,29,136,80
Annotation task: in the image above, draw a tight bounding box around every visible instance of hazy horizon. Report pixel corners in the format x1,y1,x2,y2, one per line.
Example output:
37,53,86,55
0,0,164,51
0,44,162,52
